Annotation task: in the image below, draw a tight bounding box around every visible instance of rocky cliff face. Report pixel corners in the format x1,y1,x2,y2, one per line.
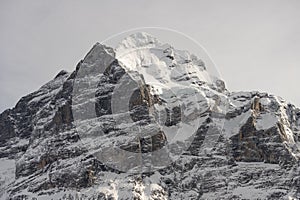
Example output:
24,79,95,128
1,32,300,200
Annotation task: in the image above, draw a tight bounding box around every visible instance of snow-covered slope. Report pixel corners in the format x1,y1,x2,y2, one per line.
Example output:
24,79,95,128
0,32,300,199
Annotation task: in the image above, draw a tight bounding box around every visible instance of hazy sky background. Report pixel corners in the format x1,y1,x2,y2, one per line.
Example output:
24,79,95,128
1,0,299,112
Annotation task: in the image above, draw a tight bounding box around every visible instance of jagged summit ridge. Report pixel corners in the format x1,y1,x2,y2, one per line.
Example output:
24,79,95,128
115,32,206,70
113,32,221,100
116,32,161,51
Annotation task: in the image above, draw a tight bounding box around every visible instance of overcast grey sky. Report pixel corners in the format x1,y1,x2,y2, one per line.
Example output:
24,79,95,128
0,0,299,112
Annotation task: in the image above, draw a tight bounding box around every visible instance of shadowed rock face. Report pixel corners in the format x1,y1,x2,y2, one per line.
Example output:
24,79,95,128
229,95,299,166
0,37,300,199
230,116,294,164
95,58,168,154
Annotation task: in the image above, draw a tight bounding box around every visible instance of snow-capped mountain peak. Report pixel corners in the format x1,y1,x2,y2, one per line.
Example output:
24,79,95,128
0,32,300,199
